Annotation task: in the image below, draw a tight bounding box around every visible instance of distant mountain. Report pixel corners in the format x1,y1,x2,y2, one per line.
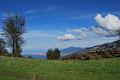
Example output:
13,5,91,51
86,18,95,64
31,55,46,59
24,54,46,59
23,50,47,59
62,40,120,60
61,47,82,56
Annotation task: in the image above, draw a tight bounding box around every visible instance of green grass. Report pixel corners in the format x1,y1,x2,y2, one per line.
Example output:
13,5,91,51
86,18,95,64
0,56,120,80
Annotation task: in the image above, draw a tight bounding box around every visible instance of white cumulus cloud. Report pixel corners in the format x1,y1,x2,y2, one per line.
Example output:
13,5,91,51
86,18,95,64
91,26,118,37
57,34,76,41
67,28,87,39
95,14,120,32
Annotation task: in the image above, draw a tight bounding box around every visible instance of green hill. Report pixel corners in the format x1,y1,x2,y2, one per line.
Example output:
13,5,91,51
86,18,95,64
0,56,120,80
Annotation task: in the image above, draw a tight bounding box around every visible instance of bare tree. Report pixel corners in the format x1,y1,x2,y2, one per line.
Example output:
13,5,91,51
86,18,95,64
2,14,25,57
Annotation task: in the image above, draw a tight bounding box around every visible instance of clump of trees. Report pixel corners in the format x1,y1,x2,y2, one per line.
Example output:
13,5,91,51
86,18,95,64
1,14,26,57
46,48,60,60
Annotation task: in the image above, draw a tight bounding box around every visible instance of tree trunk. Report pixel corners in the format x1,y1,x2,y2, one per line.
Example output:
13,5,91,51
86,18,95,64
12,39,15,57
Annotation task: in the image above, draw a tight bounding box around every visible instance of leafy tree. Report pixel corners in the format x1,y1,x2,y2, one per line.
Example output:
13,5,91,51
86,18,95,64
2,14,25,57
0,38,8,56
46,48,60,60
53,48,60,59
46,49,53,59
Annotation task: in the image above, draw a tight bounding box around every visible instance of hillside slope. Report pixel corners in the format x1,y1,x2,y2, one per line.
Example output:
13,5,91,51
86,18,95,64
0,56,120,80
62,40,120,60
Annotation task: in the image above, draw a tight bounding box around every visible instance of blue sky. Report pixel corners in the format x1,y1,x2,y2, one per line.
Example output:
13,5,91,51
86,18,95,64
0,0,120,55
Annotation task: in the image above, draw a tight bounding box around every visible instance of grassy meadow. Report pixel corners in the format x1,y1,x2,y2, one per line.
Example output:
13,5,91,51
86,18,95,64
0,56,120,80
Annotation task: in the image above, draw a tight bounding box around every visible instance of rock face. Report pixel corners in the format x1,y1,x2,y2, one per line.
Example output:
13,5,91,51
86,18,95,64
62,40,120,60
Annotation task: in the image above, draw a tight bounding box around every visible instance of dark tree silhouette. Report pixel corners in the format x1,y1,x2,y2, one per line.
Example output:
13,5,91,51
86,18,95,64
2,14,25,57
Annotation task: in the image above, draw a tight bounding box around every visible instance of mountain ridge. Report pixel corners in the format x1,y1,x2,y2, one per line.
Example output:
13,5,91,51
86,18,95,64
62,40,120,60
61,47,82,56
